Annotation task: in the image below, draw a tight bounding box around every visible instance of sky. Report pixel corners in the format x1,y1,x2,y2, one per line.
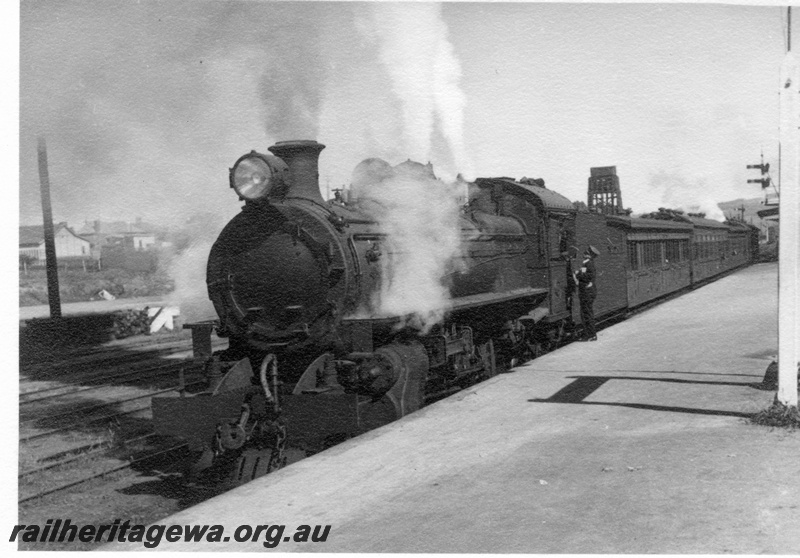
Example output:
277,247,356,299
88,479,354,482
17,1,792,228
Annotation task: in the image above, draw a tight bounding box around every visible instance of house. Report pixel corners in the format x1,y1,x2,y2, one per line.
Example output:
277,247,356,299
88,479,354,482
76,219,156,252
19,223,92,262
718,197,779,244
756,204,779,244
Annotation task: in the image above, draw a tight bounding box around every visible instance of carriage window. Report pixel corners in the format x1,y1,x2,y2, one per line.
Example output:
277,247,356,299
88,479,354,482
642,240,664,267
665,240,680,263
628,241,638,270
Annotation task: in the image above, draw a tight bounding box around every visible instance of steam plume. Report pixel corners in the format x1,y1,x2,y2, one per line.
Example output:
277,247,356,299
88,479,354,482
165,240,216,323
353,161,464,331
163,213,227,322
367,3,473,178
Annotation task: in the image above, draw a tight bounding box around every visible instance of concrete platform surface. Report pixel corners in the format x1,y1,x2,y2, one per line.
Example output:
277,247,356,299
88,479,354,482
112,262,799,553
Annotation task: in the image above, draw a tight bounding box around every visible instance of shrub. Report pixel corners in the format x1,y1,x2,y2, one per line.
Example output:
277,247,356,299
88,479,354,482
18,267,175,306
751,401,800,430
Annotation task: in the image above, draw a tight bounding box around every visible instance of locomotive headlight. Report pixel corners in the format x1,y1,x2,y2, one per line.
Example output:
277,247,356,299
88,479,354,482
230,151,288,201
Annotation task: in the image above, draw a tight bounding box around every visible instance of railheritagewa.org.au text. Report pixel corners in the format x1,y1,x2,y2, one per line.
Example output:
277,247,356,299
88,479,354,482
10,519,331,548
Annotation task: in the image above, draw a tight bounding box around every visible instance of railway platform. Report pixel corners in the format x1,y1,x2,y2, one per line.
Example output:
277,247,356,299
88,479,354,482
111,262,799,553
19,297,167,323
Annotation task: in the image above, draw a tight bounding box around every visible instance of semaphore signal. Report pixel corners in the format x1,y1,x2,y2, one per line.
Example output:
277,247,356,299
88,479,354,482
746,157,771,189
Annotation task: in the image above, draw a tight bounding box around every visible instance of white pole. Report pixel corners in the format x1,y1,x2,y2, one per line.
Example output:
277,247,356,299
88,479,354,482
778,51,800,407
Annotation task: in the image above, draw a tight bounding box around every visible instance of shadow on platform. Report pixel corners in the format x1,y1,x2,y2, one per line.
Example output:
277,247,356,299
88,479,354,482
528,375,756,418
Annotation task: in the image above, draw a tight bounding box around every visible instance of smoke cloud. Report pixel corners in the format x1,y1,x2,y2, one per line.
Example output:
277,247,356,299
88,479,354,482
20,2,328,227
635,103,758,221
649,171,725,221
352,161,465,332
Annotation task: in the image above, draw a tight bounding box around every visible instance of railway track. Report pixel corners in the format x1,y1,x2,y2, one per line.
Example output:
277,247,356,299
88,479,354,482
19,436,190,505
20,361,196,404
17,332,223,505
21,339,202,380
20,329,193,364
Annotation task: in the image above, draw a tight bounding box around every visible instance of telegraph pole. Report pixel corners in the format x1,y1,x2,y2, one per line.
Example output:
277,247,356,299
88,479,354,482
777,49,799,407
37,137,62,319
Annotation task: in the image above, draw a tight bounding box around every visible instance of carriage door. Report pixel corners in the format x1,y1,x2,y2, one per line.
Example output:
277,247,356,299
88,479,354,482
547,213,575,321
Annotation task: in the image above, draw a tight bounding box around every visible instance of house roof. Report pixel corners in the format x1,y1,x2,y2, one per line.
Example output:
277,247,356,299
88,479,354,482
757,206,779,219
76,221,151,236
19,224,90,246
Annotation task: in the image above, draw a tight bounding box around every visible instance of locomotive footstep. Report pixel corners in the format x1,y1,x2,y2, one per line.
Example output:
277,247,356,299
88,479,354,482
228,448,285,487
181,447,285,488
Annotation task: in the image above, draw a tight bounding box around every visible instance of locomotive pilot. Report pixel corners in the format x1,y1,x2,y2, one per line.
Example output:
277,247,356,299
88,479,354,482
574,245,600,341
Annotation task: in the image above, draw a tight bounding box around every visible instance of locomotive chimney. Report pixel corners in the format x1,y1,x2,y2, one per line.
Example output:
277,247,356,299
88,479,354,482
268,140,326,204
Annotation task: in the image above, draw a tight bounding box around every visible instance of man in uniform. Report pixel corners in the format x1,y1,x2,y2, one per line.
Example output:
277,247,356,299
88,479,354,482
574,245,600,341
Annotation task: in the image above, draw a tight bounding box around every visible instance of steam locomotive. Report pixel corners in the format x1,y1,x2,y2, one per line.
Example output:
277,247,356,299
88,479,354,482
153,140,758,484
